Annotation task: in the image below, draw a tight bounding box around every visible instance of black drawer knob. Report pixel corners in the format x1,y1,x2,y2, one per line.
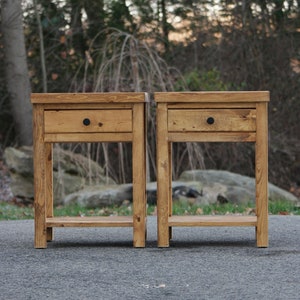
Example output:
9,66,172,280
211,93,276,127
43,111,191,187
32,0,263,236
83,118,91,126
207,117,215,125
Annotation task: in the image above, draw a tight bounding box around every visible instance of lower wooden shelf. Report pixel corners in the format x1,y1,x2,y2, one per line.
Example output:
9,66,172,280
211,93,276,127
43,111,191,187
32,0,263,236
168,215,257,227
46,216,134,228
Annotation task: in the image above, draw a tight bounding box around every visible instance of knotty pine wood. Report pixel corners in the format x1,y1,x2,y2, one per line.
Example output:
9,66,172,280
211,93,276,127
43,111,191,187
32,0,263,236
44,109,132,133
33,105,47,248
155,91,269,248
46,216,133,227
155,91,269,103
156,103,171,247
31,92,147,103
168,109,256,132
255,102,269,247
168,216,257,227
32,93,147,248
132,103,147,247
44,132,133,143
167,132,256,143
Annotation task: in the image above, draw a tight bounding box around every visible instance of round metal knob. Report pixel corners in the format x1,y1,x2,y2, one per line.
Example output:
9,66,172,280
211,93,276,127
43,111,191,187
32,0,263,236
206,117,215,125
83,118,91,126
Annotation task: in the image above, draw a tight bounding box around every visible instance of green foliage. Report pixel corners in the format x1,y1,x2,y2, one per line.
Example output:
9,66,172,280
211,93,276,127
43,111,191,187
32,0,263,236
1,201,299,221
172,201,255,215
175,68,232,91
0,202,154,220
107,1,136,32
0,203,34,220
269,200,300,215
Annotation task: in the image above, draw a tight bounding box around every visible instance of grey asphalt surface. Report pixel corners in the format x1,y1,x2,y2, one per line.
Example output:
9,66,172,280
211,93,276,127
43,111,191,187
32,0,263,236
0,216,299,300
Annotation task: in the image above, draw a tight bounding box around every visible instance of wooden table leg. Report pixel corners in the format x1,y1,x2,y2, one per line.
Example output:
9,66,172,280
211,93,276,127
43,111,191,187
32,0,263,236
168,142,172,240
132,103,146,247
45,143,54,242
255,102,269,247
157,103,170,247
33,105,47,248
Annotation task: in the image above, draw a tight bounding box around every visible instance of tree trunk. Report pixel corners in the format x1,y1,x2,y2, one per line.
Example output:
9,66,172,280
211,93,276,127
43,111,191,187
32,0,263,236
1,0,32,146
161,0,169,53
70,0,86,56
83,0,105,42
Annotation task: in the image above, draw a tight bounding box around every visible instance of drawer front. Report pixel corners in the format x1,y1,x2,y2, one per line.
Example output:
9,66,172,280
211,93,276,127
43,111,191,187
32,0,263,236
168,109,256,132
44,109,132,133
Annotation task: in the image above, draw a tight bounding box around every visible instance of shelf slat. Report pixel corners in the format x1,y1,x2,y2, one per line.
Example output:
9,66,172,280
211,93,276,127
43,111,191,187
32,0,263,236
169,215,257,227
46,216,133,228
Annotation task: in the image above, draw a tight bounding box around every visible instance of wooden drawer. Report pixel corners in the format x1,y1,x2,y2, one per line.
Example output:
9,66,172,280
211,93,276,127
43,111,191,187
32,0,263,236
44,109,132,133
168,109,256,132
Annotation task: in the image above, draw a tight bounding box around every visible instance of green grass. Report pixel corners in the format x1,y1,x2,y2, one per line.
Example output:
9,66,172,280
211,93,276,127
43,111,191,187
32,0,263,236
269,200,300,215
0,200,299,221
172,201,256,215
0,203,34,220
0,202,157,221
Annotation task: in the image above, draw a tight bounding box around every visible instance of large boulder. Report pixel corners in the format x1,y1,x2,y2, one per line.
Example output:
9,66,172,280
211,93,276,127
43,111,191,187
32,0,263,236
179,170,299,205
62,172,299,208
63,184,133,208
3,146,115,204
3,146,298,209
3,146,35,200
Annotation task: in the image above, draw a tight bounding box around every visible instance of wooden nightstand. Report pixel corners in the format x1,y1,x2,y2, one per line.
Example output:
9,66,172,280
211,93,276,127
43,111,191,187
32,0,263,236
32,93,147,248
155,91,269,247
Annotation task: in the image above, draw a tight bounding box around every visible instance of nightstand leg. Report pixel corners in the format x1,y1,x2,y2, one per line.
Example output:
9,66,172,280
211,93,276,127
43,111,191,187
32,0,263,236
132,103,146,247
256,102,269,247
45,143,54,242
157,103,170,247
33,105,47,248
168,142,172,241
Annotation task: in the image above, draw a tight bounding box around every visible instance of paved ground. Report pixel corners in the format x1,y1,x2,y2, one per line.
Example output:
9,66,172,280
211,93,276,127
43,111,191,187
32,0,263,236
0,216,299,300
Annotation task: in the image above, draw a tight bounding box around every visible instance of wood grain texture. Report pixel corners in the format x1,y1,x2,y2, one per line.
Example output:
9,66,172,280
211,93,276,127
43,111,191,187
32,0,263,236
44,109,132,133
155,91,270,103
255,102,269,247
156,103,171,247
168,103,256,109
155,91,269,248
45,143,54,241
44,132,133,143
33,105,47,248
31,92,147,104
132,103,147,247
43,103,133,109
32,93,147,248
168,132,256,142
169,215,257,226
46,216,133,227
168,109,256,132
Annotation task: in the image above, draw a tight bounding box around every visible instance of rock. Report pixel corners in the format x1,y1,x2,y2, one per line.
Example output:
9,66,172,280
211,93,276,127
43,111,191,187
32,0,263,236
3,147,34,200
179,170,299,205
64,170,298,208
63,184,133,208
3,146,298,209
59,170,299,208
3,146,33,177
3,146,115,204
53,172,85,202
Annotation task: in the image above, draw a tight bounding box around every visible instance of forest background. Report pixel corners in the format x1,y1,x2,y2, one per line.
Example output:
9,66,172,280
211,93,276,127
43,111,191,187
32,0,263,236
0,0,299,197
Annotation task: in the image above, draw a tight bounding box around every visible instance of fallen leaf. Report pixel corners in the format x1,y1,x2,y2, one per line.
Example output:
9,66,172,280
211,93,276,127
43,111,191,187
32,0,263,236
196,208,203,215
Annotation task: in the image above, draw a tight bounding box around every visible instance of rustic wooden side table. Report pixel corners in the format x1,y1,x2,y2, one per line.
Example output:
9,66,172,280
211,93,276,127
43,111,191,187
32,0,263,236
32,93,147,248
155,91,269,247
